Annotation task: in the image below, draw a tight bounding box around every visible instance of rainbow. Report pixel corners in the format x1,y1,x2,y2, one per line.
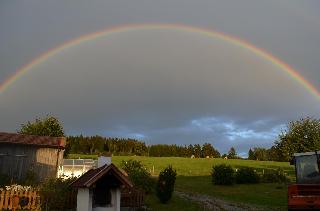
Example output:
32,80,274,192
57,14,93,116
1,23,319,99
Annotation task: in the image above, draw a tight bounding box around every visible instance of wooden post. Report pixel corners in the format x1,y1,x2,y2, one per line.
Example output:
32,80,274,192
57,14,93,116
0,189,5,210
12,194,20,211
4,190,9,209
31,191,37,209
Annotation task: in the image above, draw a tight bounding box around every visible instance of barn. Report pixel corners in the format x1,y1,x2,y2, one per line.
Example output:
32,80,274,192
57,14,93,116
0,132,65,182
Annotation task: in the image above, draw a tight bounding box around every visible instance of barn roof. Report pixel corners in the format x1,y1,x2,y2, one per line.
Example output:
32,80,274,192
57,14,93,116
0,132,66,149
71,163,133,188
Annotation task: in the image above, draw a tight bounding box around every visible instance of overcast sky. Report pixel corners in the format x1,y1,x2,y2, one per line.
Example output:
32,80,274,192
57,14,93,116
1,0,320,156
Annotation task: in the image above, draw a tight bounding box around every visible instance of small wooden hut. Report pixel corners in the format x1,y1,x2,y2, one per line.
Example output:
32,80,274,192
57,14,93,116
71,162,133,211
0,132,65,181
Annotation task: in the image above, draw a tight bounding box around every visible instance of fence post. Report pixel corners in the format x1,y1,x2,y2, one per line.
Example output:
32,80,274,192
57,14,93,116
4,190,9,209
8,189,14,210
12,192,20,211
0,189,4,210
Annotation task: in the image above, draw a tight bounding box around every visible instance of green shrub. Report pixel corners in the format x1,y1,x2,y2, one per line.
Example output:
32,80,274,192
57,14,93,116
121,160,155,193
121,159,145,173
260,168,289,183
156,165,177,204
0,173,11,187
20,170,38,186
39,177,77,210
211,164,235,185
235,167,259,184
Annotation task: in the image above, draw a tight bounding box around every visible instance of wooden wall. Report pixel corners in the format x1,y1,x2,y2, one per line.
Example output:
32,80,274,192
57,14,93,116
0,144,64,181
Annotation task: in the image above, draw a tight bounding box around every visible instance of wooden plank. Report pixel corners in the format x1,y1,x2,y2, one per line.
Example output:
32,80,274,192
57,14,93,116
0,190,4,209
4,190,9,209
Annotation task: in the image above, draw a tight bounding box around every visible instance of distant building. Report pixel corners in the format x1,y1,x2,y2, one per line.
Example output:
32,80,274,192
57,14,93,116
58,157,114,179
58,159,97,179
0,132,65,181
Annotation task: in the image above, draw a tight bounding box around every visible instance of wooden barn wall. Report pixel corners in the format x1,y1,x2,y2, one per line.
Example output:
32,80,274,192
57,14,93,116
0,144,64,181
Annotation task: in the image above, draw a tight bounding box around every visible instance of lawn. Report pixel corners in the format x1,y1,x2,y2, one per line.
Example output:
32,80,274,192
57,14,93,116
68,154,294,177
176,176,288,210
145,192,202,211
67,154,294,209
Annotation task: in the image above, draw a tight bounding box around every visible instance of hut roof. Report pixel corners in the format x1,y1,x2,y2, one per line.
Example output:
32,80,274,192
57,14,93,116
0,132,65,149
71,163,133,188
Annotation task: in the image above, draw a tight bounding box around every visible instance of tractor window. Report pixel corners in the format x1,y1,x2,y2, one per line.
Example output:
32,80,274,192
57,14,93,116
295,154,320,184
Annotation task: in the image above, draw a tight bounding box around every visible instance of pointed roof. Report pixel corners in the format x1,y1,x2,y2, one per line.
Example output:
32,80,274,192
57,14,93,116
71,163,133,188
0,132,65,149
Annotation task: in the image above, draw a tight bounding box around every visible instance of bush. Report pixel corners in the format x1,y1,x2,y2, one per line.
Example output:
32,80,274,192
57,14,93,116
39,177,77,210
156,165,177,204
121,160,155,193
211,164,235,185
21,170,38,186
0,173,11,187
235,167,259,184
260,168,289,183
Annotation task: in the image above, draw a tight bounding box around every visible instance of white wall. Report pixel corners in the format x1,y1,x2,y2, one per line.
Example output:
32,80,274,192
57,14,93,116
77,188,92,211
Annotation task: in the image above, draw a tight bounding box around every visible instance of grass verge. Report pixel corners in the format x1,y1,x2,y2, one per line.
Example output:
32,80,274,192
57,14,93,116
176,175,288,210
145,192,202,211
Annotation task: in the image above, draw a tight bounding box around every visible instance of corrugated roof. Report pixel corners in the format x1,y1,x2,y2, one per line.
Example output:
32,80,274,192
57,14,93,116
0,132,65,149
71,163,132,188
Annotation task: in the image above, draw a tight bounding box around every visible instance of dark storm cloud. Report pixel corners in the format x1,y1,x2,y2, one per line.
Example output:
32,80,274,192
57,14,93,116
0,0,320,155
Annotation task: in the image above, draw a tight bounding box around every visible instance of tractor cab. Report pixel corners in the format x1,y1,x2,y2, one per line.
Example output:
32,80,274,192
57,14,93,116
294,151,320,184
288,151,320,210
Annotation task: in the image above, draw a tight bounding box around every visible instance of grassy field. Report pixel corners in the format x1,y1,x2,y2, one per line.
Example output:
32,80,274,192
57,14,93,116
145,192,202,211
68,154,294,210
68,154,294,177
176,176,287,209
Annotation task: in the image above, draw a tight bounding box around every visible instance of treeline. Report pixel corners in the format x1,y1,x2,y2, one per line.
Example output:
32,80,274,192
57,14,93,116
247,147,282,161
65,135,288,161
149,143,220,158
65,135,220,158
65,135,148,156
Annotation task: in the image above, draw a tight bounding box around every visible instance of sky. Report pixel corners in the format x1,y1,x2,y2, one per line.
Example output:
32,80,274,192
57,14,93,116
1,0,320,156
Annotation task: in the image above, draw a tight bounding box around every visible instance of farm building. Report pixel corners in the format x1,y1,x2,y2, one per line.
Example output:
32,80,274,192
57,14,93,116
0,132,65,181
58,159,97,178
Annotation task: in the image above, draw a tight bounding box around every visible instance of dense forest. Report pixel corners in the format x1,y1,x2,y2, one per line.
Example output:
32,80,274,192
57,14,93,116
65,135,220,158
65,135,281,160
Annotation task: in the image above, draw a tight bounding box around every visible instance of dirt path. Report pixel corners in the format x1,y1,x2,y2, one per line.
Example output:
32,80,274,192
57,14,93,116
175,191,270,211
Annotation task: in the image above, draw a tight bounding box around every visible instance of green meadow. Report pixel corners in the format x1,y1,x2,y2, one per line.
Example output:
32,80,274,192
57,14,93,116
68,154,294,210
68,154,294,177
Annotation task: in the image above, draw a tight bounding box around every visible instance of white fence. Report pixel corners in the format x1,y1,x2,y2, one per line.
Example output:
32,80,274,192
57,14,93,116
58,159,97,178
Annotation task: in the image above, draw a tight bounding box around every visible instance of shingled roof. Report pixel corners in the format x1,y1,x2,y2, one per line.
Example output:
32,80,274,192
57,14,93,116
71,163,133,188
0,132,66,149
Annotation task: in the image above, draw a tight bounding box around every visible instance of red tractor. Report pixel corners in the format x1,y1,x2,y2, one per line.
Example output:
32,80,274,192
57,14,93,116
288,151,320,210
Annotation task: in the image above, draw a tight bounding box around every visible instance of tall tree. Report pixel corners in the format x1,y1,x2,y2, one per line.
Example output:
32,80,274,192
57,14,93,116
19,116,65,137
193,144,202,158
227,147,237,159
248,148,255,160
202,143,214,157
274,117,320,161
252,147,268,161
